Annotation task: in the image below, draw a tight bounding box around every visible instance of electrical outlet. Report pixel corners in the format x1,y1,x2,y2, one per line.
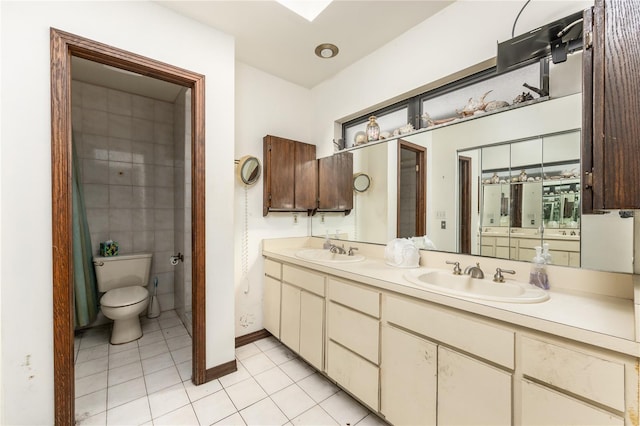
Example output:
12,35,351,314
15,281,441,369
293,214,298,224
321,213,325,223
441,220,446,229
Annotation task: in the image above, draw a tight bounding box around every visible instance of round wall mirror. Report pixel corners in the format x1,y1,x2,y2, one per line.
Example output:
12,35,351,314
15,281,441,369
353,173,371,193
236,155,262,186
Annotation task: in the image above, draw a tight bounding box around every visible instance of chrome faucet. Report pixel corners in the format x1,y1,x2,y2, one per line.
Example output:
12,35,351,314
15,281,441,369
445,261,462,275
347,247,359,256
329,243,346,255
493,267,516,283
464,262,484,279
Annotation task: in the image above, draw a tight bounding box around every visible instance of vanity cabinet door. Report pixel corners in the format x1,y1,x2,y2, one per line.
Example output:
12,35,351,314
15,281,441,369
437,346,512,426
280,283,301,352
263,276,281,339
299,290,324,371
318,151,353,213
583,0,640,211
263,135,317,216
380,325,437,425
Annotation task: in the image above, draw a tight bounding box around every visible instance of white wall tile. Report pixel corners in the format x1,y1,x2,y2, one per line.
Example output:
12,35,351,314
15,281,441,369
131,141,154,164
108,161,132,185
83,85,108,111
132,118,154,142
109,209,133,231
154,122,173,145
154,144,174,166
154,209,174,230
109,231,133,253
131,164,155,187
131,187,155,209
154,166,174,187
108,89,132,116
133,96,155,120
83,160,109,184
108,114,133,139
154,187,174,208
132,209,155,231
133,231,155,252
154,101,174,124
83,109,109,135
87,209,110,233
84,184,109,208
108,138,133,163
154,230,174,251
83,135,110,161
109,185,133,207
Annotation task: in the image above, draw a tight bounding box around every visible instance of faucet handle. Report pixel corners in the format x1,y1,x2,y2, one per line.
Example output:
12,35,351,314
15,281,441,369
348,247,359,256
445,261,462,275
493,267,516,283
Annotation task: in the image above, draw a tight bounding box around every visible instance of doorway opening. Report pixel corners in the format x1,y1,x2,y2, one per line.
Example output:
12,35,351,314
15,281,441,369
51,28,207,425
458,156,472,254
397,140,426,238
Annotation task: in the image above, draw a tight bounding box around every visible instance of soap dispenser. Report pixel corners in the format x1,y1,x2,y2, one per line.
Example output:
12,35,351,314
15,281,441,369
529,246,549,290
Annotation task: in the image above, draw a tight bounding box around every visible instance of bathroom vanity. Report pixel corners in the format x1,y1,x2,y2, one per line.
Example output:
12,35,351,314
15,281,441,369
263,237,639,425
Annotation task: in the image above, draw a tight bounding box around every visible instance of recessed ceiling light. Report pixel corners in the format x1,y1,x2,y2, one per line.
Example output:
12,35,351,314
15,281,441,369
315,43,339,59
276,0,333,22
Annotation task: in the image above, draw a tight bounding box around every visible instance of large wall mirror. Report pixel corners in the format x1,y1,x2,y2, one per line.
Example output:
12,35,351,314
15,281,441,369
312,53,635,273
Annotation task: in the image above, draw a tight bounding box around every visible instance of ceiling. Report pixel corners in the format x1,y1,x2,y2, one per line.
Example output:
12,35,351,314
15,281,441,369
156,1,453,89
72,1,453,101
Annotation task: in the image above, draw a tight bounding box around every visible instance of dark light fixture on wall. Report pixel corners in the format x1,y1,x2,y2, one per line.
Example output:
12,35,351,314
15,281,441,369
315,43,339,59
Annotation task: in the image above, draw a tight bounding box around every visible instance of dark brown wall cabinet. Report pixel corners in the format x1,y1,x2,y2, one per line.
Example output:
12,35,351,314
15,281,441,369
318,151,353,214
583,0,640,212
263,135,317,216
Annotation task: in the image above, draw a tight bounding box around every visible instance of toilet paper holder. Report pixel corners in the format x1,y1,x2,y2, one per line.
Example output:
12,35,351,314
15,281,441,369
170,253,184,265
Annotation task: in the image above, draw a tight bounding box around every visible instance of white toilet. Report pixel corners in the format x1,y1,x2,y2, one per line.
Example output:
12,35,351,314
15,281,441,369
93,252,152,344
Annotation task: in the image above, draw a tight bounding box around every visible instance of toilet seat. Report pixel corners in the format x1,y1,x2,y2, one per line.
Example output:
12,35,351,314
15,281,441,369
101,286,148,308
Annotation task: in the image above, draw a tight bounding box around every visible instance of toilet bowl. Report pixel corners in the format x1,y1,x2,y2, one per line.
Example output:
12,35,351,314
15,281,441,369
100,286,149,344
93,252,153,344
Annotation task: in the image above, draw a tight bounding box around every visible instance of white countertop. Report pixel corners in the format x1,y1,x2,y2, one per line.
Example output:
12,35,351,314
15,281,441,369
263,241,639,358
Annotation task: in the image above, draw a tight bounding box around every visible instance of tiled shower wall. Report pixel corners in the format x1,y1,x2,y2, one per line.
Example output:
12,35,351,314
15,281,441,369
173,88,192,328
71,80,177,311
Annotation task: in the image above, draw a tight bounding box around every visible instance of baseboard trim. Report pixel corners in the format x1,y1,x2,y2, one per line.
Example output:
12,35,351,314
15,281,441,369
205,360,237,382
235,329,272,348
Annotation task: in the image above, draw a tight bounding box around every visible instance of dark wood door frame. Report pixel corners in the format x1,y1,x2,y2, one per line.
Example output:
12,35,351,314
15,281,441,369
51,28,207,425
458,156,472,254
397,140,426,237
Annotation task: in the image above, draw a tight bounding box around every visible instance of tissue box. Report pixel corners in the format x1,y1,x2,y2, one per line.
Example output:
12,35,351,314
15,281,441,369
100,240,119,257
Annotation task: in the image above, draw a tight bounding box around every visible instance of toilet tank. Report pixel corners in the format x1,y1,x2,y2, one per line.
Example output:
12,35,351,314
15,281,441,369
93,253,152,292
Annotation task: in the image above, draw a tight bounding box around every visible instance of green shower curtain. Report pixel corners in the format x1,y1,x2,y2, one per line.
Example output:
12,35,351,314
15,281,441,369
72,141,99,328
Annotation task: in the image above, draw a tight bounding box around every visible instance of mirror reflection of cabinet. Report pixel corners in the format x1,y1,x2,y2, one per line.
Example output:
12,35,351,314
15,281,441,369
476,130,581,265
318,151,354,214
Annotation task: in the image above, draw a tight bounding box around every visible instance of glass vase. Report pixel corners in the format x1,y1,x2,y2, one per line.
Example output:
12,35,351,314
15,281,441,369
366,116,380,142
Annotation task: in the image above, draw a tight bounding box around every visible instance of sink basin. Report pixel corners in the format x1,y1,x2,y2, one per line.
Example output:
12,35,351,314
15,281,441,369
403,270,549,303
295,249,365,263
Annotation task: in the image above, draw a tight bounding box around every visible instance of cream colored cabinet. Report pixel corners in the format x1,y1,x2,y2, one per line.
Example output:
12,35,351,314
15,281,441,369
380,325,437,425
279,265,326,371
263,259,282,338
326,278,381,411
437,346,512,426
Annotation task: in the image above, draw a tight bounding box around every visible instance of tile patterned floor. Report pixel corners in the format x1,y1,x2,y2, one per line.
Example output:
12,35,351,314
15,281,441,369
74,310,384,425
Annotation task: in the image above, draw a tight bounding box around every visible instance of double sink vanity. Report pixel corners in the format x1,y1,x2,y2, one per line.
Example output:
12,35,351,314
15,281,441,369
263,236,638,425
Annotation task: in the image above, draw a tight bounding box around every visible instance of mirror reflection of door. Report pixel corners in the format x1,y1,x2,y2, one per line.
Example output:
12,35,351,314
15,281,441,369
397,140,426,238
458,156,472,254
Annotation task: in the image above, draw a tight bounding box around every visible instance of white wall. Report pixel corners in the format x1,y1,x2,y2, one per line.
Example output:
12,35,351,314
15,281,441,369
234,62,312,337
0,2,235,423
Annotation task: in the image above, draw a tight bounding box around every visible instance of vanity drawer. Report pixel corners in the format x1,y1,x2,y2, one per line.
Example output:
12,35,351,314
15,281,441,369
521,336,625,411
328,301,379,364
264,258,282,279
327,340,379,411
328,278,380,318
384,295,514,369
282,265,325,296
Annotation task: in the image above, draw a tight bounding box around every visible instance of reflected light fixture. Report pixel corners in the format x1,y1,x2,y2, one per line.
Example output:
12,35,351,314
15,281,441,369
315,43,339,59
276,0,333,22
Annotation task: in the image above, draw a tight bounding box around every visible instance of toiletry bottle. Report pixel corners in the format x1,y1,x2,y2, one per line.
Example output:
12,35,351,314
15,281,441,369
529,246,550,290
323,231,331,249
542,243,552,265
